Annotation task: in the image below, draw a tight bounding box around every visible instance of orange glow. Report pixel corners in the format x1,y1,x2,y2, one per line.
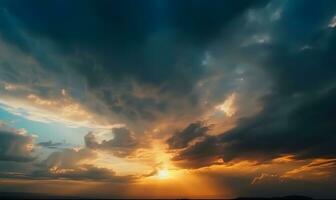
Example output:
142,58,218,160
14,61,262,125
137,167,233,198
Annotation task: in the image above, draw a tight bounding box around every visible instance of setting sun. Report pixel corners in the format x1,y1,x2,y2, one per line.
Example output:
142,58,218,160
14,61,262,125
157,169,170,179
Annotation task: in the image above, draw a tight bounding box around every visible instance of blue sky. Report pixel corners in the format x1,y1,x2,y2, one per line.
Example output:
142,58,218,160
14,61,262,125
0,106,89,146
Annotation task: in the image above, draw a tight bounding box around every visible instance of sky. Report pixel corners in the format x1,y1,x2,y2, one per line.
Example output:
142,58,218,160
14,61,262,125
0,0,336,198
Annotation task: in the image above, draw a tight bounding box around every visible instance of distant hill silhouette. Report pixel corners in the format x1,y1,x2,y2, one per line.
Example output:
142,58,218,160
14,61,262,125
0,192,316,199
236,195,314,200
0,192,81,199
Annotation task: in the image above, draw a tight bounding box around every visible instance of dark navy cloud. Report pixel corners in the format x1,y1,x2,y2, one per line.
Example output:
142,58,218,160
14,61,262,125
219,87,336,162
0,0,267,87
31,148,135,182
0,0,269,129
171,0,336,168
37,140,65,149
0,124,35,162
167,121,211,149
174,87,336,168
172,135,222,168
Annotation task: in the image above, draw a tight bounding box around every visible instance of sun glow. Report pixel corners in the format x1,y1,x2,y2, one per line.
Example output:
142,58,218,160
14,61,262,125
215,93,237,117
157,169,170,179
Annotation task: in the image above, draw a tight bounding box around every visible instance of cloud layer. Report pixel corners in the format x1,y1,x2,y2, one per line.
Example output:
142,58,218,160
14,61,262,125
0,123,35,162
1,0,336,198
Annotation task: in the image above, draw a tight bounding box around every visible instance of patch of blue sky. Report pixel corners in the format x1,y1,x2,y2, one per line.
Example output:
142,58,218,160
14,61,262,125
0,107,90,147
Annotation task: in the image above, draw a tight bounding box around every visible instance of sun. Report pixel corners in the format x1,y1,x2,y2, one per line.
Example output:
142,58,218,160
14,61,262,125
157,169,170,179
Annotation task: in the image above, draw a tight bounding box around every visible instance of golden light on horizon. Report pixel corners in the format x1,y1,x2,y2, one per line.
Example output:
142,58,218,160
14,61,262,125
137,166,234,198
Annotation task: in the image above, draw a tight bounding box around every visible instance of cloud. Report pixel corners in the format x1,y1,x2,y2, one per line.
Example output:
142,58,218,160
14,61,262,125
1,1,336,197
0,35,123,129
167,121,211,149
173,78,336,168
172,136,223,168
85,127,139,157
0,130,138,182
0,0,268,55
33,164,133,182
218,83,336,163
282,159,336,180
0,0,269,133
0,122,35,162
215,93,237,117
0,83,123,129
37,140,65,149
38,148,95,169
251,173,279,184
329,15,336,28
169,0,336,169
32,148,134,182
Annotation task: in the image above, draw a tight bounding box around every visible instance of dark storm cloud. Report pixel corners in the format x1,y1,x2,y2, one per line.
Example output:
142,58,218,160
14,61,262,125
85,127,138,157
171,0,336,168
0,123,35,162
167,121,211,149
0,130,136,182
31,148,134,182
174,80,336,167
164,0,268,43
216,0,336,162
0,0,268,48
37,140,64,149
32,164,134,182
172,136,222,168
219,87,336,162
0,0,266,87
0,0,269,129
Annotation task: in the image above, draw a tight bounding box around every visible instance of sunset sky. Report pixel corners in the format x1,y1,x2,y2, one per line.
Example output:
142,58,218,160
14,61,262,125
1,0,336,198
